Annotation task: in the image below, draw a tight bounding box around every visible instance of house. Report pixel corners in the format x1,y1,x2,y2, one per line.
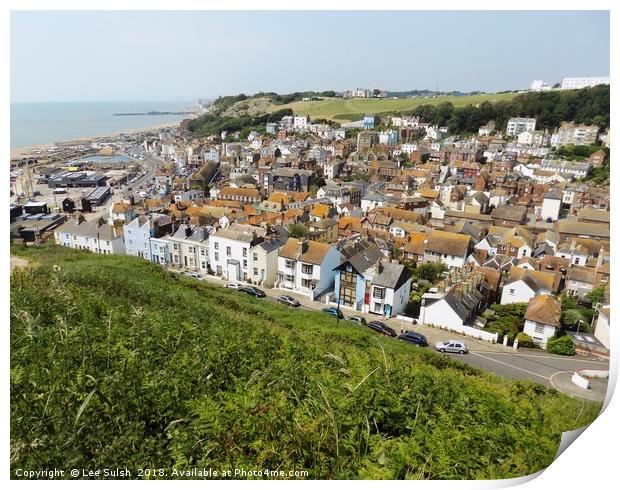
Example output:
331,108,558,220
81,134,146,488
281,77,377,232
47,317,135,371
555,240,589,266
500,268,560,305
523,295,561,348
565,265,596,298
276,237,341,300
418,268,492,332
124,214,172,261
423,230,472,269
208,223,267,282
540,189,562,222
490,205,527,226
333,238,412,317
54,215,125,255
109,201,137,225
506,118,536,137
248,227,288,288
166,223,211,273
557,221,610,242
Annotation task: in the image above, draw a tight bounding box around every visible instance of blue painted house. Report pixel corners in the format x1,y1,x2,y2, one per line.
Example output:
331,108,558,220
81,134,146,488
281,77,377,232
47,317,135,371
333,238,412,317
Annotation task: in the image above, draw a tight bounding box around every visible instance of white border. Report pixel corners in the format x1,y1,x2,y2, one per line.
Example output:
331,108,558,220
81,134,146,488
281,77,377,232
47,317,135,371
3,2,617,488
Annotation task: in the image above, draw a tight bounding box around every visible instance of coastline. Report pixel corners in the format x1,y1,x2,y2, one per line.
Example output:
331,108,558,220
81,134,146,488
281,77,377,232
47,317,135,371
10,119,186,160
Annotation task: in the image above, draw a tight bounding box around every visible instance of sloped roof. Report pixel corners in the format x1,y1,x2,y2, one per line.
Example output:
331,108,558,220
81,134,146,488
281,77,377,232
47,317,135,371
424,230,471,257
524,295,561,327
279,238,332,265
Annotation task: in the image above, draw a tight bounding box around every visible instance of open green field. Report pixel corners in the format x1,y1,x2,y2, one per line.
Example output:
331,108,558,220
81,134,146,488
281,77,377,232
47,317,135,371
268,93,518,121
11,245,599,479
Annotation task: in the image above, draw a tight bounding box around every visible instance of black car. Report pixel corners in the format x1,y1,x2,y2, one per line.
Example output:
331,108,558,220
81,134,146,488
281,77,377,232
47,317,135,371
240,286,266,298
397,331,428,347
367,321,397,337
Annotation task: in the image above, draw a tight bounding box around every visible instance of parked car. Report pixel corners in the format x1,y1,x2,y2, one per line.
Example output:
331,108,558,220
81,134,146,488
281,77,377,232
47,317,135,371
189,272,203,279
367,321,397,337
435,340,469,354
322,307,343,319
347,315,367,325
225,283,241,290
240,286,266,298
397,331,428,347
277,295,301,307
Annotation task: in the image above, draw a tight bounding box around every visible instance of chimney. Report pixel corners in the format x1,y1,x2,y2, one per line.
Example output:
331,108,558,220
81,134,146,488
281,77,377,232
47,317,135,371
76,213,86,224
185,225,192,238
97,216,105,227
297,237,309,255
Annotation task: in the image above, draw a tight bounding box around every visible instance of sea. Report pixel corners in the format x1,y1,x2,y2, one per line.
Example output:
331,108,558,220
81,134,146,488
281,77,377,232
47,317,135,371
10,100,196,150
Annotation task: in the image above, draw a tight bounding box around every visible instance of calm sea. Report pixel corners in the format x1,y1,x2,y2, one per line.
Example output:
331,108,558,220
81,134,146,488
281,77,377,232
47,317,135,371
10,100,195,149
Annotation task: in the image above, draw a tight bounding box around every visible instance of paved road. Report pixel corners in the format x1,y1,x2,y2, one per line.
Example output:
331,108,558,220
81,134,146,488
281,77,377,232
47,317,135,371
175,270,610,399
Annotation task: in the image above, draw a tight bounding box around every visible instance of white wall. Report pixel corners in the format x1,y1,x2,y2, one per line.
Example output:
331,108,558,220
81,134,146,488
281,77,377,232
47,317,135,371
500,280,537,305
523,319,557,347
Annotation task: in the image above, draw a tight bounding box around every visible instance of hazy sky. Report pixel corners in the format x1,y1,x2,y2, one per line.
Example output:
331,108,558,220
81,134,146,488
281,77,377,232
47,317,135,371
11,10,610,102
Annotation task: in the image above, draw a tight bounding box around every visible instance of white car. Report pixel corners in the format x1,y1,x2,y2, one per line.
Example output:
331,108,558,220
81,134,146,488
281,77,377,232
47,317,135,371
435,340,469,354
225,283,241,290
189,272,203,280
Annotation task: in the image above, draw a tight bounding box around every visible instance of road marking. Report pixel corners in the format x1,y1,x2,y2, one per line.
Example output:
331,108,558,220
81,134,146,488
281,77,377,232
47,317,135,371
469,352,550,381
470,351,609,363
549,371,575,393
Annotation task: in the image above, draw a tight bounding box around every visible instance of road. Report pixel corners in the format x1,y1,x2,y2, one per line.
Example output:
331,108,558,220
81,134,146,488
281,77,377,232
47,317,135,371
176,270,610,399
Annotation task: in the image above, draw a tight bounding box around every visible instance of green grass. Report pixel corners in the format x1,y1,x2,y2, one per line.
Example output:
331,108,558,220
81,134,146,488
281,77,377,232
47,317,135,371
268,93,518,121
10,245,600,479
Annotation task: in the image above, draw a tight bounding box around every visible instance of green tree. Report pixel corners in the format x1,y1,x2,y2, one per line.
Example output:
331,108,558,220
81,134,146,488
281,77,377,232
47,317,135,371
288,223,308,238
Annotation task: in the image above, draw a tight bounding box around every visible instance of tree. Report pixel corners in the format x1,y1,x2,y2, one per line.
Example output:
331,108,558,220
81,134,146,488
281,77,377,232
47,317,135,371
288,223,308,238
547,335,575,356
412,262,447,282
561,309,583,329
586,285,606,307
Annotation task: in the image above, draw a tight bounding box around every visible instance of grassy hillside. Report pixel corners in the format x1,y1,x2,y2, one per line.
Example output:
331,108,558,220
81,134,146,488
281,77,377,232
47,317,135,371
267,93,519,121
10,245,600,479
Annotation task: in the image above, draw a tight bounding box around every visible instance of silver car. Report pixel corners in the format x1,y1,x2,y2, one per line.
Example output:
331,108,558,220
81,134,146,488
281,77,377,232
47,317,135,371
435,340,469,354
277,295,301,307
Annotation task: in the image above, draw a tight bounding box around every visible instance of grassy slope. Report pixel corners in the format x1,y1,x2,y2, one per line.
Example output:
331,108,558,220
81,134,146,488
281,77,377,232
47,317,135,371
267,93,518,121
10,245,600,479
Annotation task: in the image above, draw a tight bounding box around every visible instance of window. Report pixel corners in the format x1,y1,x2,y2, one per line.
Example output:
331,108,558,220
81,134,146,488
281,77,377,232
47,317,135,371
253,268,259,276
226,246,231,256
173,243,179,251
535,324,545,334
189,247,195,254
342,287,355,306
574,258,580,265
253,253,258,261
302,264,313,274
243,260,247,268
374,302,382,311
509,289,515,295
214,252,219,261
214,242,219,250
201,261,206,269
243,248,247,257
301,278,312,288
373,287,385,299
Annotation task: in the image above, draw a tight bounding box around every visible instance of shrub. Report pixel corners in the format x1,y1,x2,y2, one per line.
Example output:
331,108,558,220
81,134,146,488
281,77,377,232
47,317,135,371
547,335,576,356
516,332,534,348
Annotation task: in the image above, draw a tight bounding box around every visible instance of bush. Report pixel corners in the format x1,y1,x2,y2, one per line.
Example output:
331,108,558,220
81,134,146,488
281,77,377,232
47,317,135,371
547,335,575,356
516,333,534,348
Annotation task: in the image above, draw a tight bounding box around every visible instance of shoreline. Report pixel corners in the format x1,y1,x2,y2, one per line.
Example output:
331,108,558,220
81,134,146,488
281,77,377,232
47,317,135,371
10,119,188,160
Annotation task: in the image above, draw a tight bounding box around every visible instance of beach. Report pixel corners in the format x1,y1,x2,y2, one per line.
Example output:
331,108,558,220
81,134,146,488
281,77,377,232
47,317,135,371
10,120,185,160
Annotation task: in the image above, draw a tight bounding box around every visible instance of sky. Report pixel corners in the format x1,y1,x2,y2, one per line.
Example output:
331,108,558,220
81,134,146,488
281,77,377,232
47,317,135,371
10,10,610,102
